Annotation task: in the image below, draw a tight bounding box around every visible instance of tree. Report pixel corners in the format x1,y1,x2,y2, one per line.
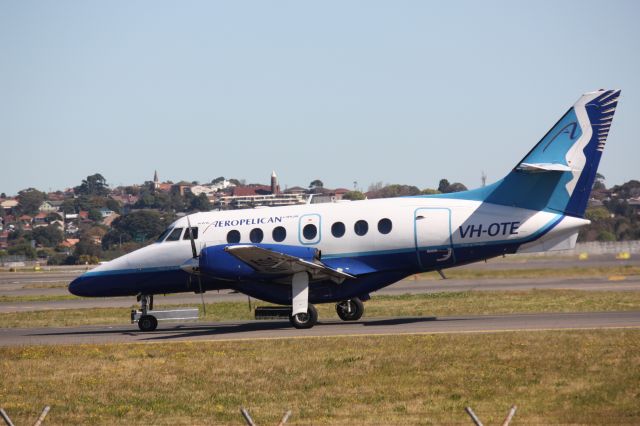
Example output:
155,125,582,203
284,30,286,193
75,173,109,197
73,237,102,260
437,179,467,193
437,179,450,193
212,176,225,184
61,199,77,214
367,184,420,199
7,242,37,259
103,210,171,249
446,182,468,193
342,191,365,201
0,192,6,198
190,193,211,212
309,179,324,189
105,198,121,214
420,188,440,195
17,188,46,214
593,173,606,191
32,225,64,247
88,208,103,222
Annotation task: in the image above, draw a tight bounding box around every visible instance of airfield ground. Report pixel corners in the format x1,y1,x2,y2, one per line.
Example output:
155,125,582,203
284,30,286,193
0,255,639,424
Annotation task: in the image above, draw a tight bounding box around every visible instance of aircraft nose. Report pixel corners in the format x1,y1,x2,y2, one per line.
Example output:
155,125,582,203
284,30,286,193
68,275,91,297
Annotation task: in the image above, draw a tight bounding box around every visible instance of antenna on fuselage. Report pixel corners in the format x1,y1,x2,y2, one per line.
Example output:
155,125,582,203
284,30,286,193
187,215,207,315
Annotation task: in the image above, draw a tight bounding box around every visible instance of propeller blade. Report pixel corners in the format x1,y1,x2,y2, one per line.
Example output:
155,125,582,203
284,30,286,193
198,275,206,315
186,215,197,259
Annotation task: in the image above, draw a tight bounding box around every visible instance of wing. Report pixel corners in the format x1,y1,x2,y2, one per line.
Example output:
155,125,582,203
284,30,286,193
224,245,355,283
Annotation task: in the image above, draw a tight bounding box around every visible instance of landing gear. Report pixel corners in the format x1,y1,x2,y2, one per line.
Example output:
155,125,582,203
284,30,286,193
336,298,364,321
136,294,157,332
289,304,318,329
131,293,199,331
138,314,158,332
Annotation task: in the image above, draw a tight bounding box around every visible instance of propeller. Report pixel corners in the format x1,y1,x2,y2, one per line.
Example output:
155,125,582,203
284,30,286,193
186,215,207,316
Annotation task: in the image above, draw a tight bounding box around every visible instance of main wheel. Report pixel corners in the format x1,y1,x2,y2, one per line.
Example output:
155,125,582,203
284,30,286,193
336,298,364,321
138,315,158,332
289,304,318,329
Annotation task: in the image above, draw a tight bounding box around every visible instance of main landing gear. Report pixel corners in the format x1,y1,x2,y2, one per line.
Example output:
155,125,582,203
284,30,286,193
289,304,318,329
286,298,366,329
335,298,364,321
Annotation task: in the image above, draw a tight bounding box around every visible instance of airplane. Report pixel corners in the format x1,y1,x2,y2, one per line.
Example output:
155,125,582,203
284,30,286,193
69,89,621,331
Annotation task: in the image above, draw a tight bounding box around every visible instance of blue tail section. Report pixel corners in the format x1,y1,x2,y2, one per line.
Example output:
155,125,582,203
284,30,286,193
433,90,621,217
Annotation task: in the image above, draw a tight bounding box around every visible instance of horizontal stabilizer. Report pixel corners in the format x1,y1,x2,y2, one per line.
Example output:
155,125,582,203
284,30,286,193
517,162,573,172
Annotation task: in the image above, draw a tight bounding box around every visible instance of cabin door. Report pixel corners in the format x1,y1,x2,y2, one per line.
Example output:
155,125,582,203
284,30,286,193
414,208,455,269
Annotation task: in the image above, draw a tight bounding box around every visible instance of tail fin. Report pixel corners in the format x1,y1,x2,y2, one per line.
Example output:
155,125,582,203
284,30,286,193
446,90,621,217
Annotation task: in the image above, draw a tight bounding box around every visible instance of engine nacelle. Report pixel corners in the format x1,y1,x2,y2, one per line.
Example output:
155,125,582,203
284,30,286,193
199,244,319,280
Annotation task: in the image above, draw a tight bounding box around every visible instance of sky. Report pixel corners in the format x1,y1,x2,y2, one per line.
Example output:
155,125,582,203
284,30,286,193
1,1,639,196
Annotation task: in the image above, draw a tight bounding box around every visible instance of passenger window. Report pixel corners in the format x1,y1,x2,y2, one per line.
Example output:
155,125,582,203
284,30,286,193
250,228,264,243
331,222,345,238
165,227,183,241
157,227,173,242
303,224,318,240
377,218,392,234
183,227,199,240
227,230,241,244
272,226,286,242
354,220,368,236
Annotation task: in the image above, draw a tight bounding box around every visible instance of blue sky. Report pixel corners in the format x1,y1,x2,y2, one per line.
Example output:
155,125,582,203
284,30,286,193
1,1,639,195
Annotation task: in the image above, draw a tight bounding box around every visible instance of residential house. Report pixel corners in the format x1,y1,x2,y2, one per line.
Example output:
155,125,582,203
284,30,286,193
38,200,63,213
1,199,18,214
99,208,114,218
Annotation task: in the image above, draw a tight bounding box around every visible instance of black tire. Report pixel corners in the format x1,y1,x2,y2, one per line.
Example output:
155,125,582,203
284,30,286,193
138,315,158,332
336,298,364,321
289,304,318,329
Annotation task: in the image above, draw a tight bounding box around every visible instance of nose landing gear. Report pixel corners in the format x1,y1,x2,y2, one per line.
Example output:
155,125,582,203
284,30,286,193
131,294,199,332
135,294,158,332
336,297,364,321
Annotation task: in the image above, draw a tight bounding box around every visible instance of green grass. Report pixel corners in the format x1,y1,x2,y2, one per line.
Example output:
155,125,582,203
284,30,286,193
0,329,638,424
1,289,639,328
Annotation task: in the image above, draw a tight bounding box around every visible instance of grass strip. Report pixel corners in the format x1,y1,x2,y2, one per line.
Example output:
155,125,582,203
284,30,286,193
0,329,638,424
1,289,639,328
415,264,640,280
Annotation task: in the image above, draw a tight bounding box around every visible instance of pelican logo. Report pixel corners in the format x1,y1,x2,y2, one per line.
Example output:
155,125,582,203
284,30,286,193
543,122,578,152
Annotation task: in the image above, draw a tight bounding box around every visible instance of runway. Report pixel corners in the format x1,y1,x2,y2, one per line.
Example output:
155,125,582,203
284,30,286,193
1,311,638,346
1,275,639,313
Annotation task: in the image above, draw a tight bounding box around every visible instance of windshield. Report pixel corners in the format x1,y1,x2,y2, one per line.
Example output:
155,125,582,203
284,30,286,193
165,227,184,242
156,227,174,242
183,227,198,240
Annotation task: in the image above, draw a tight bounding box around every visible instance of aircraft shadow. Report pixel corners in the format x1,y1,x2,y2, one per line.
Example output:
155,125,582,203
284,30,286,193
31,316,450,341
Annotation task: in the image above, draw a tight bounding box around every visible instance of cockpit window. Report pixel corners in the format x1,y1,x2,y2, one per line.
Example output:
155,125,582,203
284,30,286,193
165,227,183,242
157,227,174,242
183,227,199,240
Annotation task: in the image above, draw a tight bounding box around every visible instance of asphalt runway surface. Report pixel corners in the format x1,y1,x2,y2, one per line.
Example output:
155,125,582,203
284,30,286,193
1,276,640,313
1,311,638,346
0,256,639,313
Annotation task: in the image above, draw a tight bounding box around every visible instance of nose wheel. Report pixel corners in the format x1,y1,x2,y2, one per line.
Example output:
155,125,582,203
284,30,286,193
136,294,157,332
336,298,364,321
138,314,158,332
